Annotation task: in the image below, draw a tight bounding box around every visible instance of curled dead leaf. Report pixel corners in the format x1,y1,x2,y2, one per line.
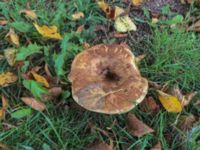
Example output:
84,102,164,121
72,12,84,20
33,23,62,40
157,90,182,112
4,48,17,66
177,115,196,131
20,9,37,20
0,72,18,87
31,71,50,88
0,95,8,120
5,28,20,47
127,113,154,137
42,87,62,102
76,25,85,33
140,96,159,113
188,20,200,32
21,97,46,111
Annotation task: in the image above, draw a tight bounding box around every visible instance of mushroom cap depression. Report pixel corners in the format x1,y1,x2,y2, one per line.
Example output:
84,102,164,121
69,44,148,114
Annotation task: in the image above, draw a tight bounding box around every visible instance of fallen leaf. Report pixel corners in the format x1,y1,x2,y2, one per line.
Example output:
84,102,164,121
112,33,128,38
72,12,84,20
5,28,20,47
83,42,91,49
20,9,37,20
127,113,154,137
114,6,125,19
4,48,16,66
11,107,32,119
45,64,53,77
42,87,62,102
0,95,8,120
76,25,85,33
170,85,197,106
188,20,200,32
21,97,46,111
0,72,18,87
177,115,196,131
31,71,50,88
33,23,62,40
132,0,143,6
152,18,159,24
0,20,8,25
135,54,146,64
114,15,137,32
157,90,182,112
97,1,115,19
0,142,10,150
23,80,48,100
140,96,159,113
90,142,113,150
150,142,162,150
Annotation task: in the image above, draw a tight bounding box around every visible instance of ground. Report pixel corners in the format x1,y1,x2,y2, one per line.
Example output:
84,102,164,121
0,0,200,150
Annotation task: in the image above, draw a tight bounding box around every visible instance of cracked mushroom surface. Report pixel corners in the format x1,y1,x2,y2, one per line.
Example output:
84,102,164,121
69,44,148,114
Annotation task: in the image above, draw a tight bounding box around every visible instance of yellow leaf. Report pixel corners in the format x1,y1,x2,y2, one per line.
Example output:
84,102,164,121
72,12,84,20
4,48,16,66
132,0,143,6
20,9,37,20
114,6,125,19
33,23,62,40
0,72,18,87
114,15,137,33
5,28,20,47
97,0,110,13
31,71,50,88
157,90,182,112
21,97,46,111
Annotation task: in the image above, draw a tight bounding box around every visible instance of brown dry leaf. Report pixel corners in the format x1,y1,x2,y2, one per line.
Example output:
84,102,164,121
97,1,115,20
0,20,8,25
127,113,154,137
188,20,200,32
44,64,53,77
150,142,162,150
76,25,85,33
21,97,46,111
0,95,8,120
31,71,50,88
177,115,196,131
112,33,128,38
140,96,159,113
170,85,197,106
4,48,17,66
33,23,62,40
0,72,18,87
72,12,84,20
90,142,113,150
42,87,62,102
132,0,143,6
20,9,37,20
157,90,182,112
5,28,20,47
0,142,10,150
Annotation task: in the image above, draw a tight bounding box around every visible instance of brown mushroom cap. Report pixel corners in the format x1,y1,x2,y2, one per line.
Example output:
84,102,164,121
69,44,148,114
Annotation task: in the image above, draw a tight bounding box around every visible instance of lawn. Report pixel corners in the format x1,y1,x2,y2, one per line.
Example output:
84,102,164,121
0,0,200,150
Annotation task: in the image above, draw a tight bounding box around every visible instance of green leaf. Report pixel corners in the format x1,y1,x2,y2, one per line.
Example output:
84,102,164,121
16,43,42,61
23,80,48,99
11,108,32,119
10,21,31,33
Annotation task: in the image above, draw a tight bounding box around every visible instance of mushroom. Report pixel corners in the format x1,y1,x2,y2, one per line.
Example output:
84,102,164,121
69,44,148,114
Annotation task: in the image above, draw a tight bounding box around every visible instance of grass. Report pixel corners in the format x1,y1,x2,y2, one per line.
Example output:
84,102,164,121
0,0,200,150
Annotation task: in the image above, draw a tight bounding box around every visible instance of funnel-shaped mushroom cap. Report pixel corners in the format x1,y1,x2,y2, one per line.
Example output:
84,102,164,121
69,44,148,114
